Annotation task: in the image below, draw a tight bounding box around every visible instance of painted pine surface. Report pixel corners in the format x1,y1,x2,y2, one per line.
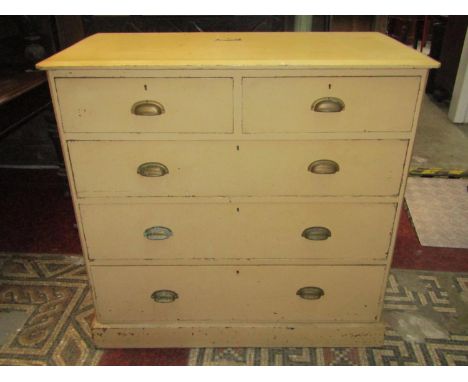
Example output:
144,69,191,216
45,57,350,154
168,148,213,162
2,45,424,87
36,32,439,69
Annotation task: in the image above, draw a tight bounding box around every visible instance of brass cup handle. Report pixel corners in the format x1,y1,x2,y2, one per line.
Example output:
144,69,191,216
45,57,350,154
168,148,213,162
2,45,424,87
151,290,178,303
297,287,324,300
308,160,339,175
311,97,345,113
144,226,173,240
131,100,165,116
302,226,331,241
137,162,169,177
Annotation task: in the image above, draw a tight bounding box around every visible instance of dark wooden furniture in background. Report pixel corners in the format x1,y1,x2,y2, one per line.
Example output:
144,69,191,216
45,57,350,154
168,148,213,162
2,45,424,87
0,71,48,138
0,16,65,180
430,16,468,101
387,15,468,102
387,15,434,49
0,71,67,180
80,15,292,34
328,16,388,33
388,16,420,47
426,17,448,95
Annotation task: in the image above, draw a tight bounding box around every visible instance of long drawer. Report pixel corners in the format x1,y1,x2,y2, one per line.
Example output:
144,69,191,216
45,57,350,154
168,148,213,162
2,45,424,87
69,140,407,197
243,76,420,133
80,202,396,261
91,265,385,324
55,77,233,133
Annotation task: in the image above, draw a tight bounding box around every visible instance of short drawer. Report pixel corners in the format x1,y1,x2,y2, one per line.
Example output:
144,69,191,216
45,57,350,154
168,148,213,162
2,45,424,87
80,202,396,261
55,77,233,133
91,265,385,324
69,140,407,197
243,77,420,133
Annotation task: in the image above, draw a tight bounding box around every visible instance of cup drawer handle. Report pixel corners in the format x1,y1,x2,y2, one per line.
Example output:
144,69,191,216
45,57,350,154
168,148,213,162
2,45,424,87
151,290,178,303
297,287,324,300
302,226,331,241
311,97,345,112
131,100,165,116
137,162,169,177
308,160,339,174
144,226,173,240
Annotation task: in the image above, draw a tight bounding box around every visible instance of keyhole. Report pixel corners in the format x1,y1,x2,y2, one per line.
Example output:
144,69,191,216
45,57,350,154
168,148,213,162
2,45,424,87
328,83,332,90
144,84,148,91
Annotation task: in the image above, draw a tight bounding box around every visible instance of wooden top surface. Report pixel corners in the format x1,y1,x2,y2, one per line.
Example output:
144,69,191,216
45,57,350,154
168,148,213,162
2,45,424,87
36,32,440,70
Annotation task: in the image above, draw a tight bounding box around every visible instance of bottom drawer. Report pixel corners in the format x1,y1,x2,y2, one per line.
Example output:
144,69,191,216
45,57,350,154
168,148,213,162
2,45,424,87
91,265,385,324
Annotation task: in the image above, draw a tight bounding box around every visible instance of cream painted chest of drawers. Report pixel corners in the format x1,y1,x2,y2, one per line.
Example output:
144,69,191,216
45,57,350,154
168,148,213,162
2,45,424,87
37,32,439,348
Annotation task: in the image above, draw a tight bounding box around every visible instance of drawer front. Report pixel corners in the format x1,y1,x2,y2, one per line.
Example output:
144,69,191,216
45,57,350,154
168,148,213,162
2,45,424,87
81,202,396,261
55,78,233,133
91,265,385,323
243,77,420,133
69,140,407,197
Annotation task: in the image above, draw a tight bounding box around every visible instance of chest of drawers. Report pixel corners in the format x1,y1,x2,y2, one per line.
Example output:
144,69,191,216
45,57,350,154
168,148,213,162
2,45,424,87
37,32,439,348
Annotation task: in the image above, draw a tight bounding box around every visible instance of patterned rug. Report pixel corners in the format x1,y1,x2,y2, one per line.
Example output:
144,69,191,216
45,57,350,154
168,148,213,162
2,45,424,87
0,253,101,365
1,253,468,365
